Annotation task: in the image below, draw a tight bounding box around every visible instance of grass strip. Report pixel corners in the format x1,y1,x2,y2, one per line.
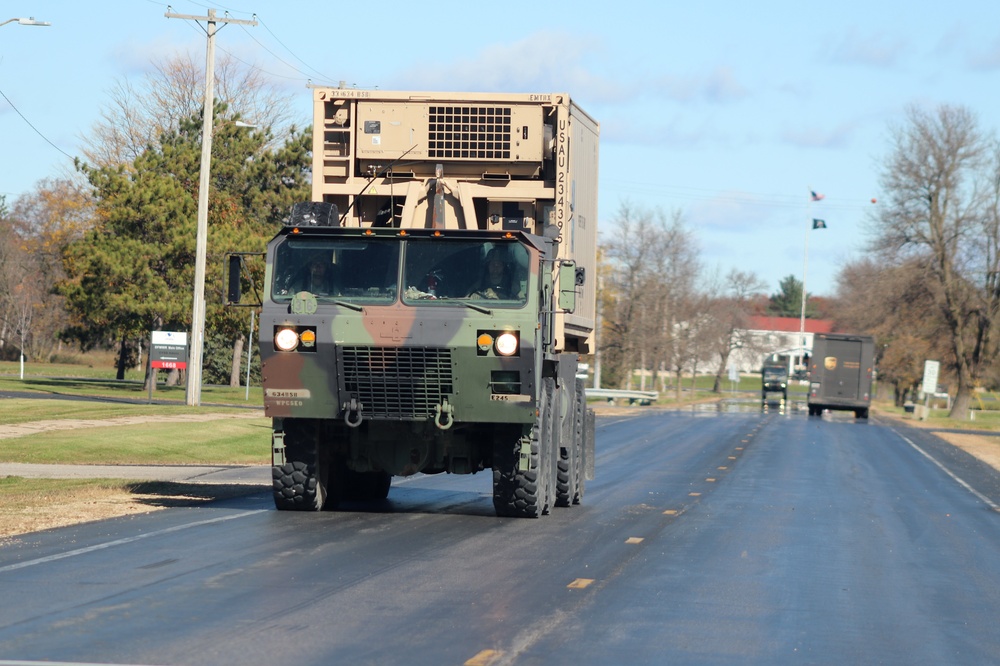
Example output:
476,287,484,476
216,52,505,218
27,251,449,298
0,418,272,465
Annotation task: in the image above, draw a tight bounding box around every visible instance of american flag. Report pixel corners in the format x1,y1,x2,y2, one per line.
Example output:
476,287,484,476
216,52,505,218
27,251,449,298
810,190,825,202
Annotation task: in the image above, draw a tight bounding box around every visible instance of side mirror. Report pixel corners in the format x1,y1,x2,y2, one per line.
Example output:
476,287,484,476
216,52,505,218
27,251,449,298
224,252,264,307
558,261,578,313
226,254,243,305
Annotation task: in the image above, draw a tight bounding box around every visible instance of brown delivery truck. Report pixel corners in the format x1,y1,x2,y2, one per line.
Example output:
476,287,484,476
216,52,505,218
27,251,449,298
806,333,875,419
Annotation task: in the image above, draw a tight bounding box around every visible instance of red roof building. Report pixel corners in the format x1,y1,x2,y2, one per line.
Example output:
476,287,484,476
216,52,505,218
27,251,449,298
747,316,834,334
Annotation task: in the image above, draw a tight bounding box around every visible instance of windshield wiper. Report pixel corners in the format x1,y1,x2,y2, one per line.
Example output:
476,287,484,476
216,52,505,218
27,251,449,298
461,301,493,315
332,300,364,312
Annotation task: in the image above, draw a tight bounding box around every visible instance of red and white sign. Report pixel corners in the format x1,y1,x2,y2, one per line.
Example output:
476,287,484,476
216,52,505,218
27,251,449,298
150,331,188,370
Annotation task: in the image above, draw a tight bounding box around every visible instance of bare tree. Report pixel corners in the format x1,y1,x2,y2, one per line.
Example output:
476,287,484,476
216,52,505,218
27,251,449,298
599,203,700,393
652,212,701,398
81,53,298,170
1,180,93,362
870,104,1000,417
705,269,769,392
599,203,662,388
833,257,947,405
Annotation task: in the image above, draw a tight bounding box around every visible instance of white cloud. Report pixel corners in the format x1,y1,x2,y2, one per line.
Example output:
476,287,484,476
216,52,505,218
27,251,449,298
385,31,624,101
780,120,859,149
650,66,749,104
687,191,781,233
827,28,907,67
600,115,711,149
967,36,1000,70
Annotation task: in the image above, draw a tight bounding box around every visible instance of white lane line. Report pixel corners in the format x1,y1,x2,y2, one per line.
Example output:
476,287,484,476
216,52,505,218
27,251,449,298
0,661,156,666
0,510,268,574
891,428,1000,512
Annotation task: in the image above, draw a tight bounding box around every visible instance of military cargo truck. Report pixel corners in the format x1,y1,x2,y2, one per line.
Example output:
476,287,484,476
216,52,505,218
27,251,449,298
806,333,875,419
236,90,598,517
761,354,789,402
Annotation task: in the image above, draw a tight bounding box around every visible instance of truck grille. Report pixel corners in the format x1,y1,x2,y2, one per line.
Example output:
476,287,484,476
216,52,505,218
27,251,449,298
340,346,454,419
427,105,511,160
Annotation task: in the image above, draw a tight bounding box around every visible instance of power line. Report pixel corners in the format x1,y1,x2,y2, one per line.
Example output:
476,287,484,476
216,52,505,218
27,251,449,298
0,86,75,161
252,16,337,84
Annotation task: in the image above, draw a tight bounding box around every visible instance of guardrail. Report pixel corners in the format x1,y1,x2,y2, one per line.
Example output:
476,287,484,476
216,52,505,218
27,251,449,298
585,388,659,406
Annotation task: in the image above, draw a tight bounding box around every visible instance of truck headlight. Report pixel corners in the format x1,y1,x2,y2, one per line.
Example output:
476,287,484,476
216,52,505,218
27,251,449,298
274,328,299,351
495,332,518,356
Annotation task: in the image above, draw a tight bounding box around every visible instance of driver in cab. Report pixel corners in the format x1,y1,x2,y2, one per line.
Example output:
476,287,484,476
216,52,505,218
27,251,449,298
469,248,517,300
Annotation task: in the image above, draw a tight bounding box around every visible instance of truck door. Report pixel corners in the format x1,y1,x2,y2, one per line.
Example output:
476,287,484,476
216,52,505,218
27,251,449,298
824,338,864,400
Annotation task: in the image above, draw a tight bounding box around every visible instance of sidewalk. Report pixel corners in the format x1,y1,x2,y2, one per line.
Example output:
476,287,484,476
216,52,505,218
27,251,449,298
0,462,270,485
0,410,264,440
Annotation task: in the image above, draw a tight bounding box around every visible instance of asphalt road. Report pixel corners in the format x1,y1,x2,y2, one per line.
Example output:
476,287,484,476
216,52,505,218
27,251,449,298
1,406,1000,665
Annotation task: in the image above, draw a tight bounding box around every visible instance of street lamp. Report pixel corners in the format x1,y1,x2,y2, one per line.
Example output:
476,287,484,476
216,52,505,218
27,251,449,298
4,14,49,380
0,17,51,27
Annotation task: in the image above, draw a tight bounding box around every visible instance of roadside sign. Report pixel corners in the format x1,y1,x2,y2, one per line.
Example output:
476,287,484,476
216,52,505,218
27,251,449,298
921,359,940,395
151,331,188,370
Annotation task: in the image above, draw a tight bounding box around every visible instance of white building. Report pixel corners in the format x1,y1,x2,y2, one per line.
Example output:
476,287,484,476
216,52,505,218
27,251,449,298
729,316,835,376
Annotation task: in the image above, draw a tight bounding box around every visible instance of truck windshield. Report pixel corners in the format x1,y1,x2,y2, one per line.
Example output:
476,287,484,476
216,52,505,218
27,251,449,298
272,237,400,304
401,240,529,307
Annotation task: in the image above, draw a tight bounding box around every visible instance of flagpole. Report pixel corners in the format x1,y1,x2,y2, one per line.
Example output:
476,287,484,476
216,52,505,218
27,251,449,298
800,196,810,342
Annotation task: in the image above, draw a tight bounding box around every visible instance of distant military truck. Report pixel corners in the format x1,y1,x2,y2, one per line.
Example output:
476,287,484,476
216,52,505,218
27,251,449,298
761,355,789,401
806,333,875,419
232,90,599,518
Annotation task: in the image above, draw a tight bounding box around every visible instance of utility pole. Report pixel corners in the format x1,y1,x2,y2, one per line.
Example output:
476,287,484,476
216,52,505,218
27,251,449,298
165,8,256,406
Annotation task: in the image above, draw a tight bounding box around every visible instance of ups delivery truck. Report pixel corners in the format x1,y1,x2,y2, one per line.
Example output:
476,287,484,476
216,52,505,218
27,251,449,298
806,333,875,419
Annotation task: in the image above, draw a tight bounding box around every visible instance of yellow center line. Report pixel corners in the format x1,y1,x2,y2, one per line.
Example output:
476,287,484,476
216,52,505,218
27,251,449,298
625,537,644,544
568,578,595,589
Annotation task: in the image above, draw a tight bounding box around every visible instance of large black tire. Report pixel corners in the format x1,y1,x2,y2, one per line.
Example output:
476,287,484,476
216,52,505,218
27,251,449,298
556,378,585,507
572,378,586,504
493,378,555,518
272,419,331,511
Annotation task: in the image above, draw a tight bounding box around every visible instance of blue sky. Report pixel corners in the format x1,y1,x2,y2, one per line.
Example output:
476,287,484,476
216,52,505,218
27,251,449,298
2,0,999,297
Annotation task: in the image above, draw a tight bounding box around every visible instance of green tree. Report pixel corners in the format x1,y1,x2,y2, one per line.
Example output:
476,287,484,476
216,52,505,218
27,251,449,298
61,105,311,382
768,274,818,318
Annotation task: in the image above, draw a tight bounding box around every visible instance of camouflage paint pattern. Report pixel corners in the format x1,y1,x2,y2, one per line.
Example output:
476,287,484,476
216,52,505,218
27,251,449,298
259,226,557,476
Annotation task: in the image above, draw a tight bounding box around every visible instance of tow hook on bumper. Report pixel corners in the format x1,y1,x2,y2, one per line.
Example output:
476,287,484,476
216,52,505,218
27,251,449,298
434,398,454,430
344,398,363,428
